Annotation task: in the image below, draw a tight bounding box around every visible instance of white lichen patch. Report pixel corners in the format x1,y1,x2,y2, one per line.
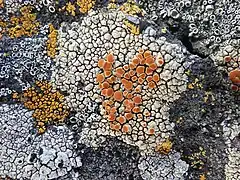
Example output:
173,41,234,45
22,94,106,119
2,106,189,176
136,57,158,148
52,10,191,154
0,104,82,180
138,151,189,180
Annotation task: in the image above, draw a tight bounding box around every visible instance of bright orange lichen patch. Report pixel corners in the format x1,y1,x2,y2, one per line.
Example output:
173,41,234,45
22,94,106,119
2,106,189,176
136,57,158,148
12,81,69,134
47,24,58,58
229,69,240,85
97,50,164,134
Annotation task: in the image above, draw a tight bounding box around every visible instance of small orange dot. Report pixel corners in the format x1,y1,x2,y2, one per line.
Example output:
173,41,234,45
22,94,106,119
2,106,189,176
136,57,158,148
149,128,155,135
98,59,105,68
124,72,131,79
96,73,105,83
106,88,114,97
152,73,160,82
129,63,137,69
101,89,108,96
107,77,114,84
114,91,124,102
110,106,117,113
145,56,154,65
106,53,114,63
132,58,140,65
144,111,150,116
132,106,141,113
138,49,144,54
140,59,146,65
122,124,131,133
143,50,151,58
149,63,158,71
108,113,116,121
229,69,240,84
129,70,136,77
138,77,145,84
123,65,129,71
146,67,154,75
123,91,128,97
115,67,125,78
137,53,144,61
146,76,153,82
136,66,145,75
139,73,146,79
127,93,133,99
125,113,133,120
122,79,133,91
103,62,112,71
104,71,111,77
133,96,142,104
114,123,121,131
137,114,143,119
102,81,110,89
131,76,138,82
148,81,156,89
158,58,164,66
117,115,126,124
135,85,141,93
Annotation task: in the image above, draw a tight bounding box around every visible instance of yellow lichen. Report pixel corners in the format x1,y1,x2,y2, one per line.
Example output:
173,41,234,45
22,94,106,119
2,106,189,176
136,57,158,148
199,174,206,180
155,139,173,155
119,0,144,16
0,0,4,8
5,6,40,38
66,2,76,16
77,0,95,14
123,19,140,35
12,81,69,134
47,24,58,58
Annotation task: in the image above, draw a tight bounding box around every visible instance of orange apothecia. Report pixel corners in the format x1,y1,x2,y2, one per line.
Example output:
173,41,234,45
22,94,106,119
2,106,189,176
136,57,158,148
12,81,69,134
97,50,164,135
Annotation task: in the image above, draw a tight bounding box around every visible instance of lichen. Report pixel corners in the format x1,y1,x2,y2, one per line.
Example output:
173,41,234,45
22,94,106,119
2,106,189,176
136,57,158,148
12,81,69,134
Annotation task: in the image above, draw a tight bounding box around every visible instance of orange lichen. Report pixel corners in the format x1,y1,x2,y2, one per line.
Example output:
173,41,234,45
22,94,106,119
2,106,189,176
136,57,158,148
97,50,165,134
133,95,142,104
152,73,160,82
98,59,105,68
229,69,240,85
117,116,126,124
96,73,105,83
149,128,155,135
122,124,131,133
12,81,69,134
114,91,124,101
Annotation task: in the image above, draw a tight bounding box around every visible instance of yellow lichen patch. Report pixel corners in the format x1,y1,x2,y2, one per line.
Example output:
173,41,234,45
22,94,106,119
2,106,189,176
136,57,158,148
0,0,4,8
155,139,173,155
4,6,40,38
199,174,206,180
47,24,58,58
119,0,144,16
77,0,95,14
12,81,69,134
123,19,140,35
185,146,206,169
66,2,76,16
97,50,164,135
